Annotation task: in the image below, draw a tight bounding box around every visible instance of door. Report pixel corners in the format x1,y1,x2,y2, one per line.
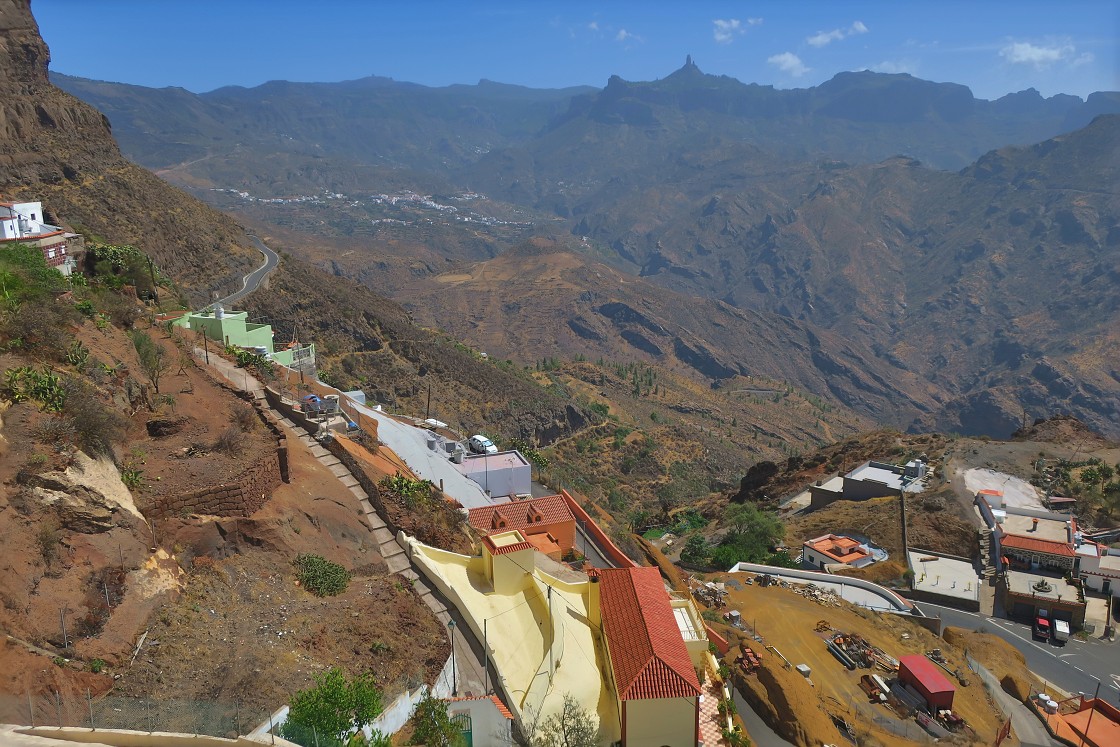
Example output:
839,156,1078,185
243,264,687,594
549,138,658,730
451,713,472,747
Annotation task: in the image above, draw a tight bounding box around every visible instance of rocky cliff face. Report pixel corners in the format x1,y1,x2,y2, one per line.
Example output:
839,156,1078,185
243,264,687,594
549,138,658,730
0,0,255,302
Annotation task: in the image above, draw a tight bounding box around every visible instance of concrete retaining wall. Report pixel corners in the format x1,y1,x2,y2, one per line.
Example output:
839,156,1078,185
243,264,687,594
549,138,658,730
359,653,454,740
728,562,918,614
903,588,981,613
13,726,294,747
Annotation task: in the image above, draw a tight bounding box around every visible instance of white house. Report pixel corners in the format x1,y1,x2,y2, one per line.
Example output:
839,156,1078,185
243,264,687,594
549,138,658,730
0,200,49,240
0,198,77,276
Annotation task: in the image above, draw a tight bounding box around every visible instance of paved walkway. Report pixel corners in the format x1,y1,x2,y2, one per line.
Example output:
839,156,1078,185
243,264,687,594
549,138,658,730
194,349,488,698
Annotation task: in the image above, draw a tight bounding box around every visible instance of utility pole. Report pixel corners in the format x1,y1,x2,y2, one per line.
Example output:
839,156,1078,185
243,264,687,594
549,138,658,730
425,380,432,420
548,586,554,680
448,619,457,696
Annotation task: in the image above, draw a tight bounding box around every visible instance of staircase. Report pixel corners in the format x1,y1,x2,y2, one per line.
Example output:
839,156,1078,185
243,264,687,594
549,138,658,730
978,527,997,579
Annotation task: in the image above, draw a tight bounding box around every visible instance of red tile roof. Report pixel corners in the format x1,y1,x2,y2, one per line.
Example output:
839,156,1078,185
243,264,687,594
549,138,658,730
598,566,701,701
805,534,871,564
446,695,514,720
468,494,574,535
481,534,533,556
1000,533,1076,557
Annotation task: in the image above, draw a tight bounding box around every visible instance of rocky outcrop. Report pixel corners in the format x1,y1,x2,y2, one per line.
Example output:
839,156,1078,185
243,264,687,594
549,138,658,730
26,451,146,533
0,0,257,303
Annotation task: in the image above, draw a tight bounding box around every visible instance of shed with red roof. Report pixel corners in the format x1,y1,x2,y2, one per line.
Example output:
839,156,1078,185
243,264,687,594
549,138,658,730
898,655,955,710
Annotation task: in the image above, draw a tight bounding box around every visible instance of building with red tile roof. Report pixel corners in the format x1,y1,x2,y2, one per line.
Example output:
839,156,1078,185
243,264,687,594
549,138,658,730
999,533,1076,558
802,534,875,569
595,566,701,746
468,494,575,561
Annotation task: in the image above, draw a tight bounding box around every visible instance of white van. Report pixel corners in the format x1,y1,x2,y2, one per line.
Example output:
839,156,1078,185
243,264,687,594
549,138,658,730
1053,619,1070,643
468,434,498,454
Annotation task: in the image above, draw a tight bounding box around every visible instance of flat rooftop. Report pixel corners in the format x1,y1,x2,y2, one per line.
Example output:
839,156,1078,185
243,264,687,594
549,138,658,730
847,464,903,490
908,551,980,602
459,450,530,471
1001,514,1070,543
814,476,845,493
1006,570,1080,603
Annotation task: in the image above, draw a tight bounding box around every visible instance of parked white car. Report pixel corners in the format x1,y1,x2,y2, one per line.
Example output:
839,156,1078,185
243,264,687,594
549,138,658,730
468,434,498,454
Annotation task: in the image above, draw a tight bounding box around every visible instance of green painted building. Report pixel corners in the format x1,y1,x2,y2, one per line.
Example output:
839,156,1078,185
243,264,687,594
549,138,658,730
175,305,315,368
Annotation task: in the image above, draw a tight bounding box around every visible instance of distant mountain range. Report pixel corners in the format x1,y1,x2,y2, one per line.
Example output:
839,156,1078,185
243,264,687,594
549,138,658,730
50,60,1120,439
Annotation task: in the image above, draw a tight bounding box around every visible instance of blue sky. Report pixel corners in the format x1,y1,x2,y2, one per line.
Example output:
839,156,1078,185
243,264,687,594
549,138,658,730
35,1,1118,99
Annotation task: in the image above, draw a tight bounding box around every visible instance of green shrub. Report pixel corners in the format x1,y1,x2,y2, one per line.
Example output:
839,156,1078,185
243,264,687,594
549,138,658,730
89,658,105,674
294,554,350,596
62,377,124,456
280,667,381,746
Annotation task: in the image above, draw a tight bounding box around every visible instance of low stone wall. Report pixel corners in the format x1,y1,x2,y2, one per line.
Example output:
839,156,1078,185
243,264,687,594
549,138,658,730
149,400,287,520
149,448,284,519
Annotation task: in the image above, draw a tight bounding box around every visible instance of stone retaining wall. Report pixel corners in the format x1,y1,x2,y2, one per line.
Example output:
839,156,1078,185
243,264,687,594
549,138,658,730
149,399,287,519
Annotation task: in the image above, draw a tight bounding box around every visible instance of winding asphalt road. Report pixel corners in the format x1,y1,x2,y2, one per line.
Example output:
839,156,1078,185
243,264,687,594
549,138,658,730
217,233,279,306
921,601,1120,703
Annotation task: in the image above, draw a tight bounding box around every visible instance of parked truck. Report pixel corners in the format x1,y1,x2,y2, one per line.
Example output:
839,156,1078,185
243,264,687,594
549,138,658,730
1053,619,1070,643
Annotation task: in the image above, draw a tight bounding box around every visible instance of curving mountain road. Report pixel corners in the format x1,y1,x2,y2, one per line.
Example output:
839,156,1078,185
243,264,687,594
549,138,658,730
217,233,278,306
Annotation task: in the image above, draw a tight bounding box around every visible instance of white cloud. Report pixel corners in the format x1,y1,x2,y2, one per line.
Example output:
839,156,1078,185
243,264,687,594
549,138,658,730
768,52,810,78
1071,52,1095,68
867,60,917,75
588,21,599,31
747,18,763,26
807,29,844,47
807,21,869,48
616,28,642,44
999,41,1075,69
712,18,744,44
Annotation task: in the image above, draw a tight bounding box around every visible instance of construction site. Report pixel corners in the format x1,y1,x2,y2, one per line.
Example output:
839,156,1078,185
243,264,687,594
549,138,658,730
696,571,1014,747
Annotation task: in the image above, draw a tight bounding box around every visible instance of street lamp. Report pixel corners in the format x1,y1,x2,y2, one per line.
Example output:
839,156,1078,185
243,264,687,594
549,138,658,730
448,619,457,696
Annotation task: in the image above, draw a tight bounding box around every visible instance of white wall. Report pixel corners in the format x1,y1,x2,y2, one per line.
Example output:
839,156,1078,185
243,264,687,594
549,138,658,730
447,699,512,747
624,697,697,747
0,201,46,239
462,455,531,498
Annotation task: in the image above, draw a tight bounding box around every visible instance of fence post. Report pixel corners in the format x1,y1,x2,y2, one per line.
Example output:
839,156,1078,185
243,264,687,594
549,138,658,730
267,709,275,745
235,699,241,736
146,698,152,733
54,691,61,728
27,689,34,728
87,688,94,730
59,607,69,651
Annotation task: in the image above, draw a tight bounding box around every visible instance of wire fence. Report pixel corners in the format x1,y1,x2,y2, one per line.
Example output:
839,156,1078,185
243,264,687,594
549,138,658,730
0,692,276,741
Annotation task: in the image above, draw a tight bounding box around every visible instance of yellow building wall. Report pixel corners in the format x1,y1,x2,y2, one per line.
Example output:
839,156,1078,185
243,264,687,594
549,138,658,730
624,697,697,747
